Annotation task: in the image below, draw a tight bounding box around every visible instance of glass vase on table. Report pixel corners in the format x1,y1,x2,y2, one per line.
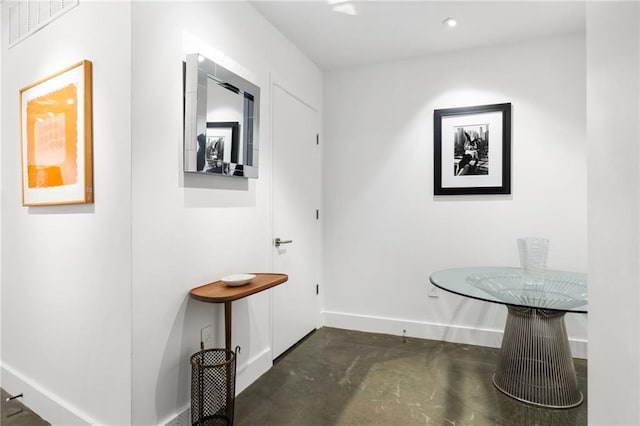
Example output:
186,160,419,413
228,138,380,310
517,238,549,286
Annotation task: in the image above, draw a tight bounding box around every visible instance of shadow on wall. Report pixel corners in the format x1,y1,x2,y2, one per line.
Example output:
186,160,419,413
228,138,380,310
440,297,502,347
432,194,513,203
182,173,256,208
26,203,96,215
154,295,221,423
182,172,249,191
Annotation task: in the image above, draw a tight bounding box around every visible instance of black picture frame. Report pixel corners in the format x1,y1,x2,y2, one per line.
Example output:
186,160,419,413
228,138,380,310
198,121,240,174
434,103,511,195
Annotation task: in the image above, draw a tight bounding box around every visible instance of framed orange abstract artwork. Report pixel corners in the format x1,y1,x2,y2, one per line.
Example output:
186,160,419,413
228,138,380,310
20,60,93,206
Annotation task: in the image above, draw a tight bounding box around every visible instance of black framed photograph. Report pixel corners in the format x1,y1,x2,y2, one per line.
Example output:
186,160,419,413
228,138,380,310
434,103,511,195
200,121,239,174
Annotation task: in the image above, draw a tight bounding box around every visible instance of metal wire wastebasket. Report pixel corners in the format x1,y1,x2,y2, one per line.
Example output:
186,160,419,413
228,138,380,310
191,346,240,426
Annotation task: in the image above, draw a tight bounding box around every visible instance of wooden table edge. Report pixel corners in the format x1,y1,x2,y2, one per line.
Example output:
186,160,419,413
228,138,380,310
189,273,289,303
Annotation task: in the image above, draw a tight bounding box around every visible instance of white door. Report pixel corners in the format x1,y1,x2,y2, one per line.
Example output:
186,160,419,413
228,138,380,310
271,84,320,359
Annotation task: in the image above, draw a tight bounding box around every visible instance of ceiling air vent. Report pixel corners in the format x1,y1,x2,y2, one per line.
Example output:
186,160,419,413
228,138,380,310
6,0,79,48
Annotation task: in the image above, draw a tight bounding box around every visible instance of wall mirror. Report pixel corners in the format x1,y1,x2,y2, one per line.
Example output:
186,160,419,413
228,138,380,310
184,53,260,178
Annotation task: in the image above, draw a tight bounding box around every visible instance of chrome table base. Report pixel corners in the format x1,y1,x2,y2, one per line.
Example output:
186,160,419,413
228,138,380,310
493,305,583,408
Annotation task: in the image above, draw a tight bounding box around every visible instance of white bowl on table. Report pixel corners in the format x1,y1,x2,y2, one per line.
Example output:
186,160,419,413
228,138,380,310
221,273,256,287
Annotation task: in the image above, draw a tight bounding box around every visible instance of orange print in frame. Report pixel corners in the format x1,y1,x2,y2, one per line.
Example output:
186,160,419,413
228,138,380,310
20,60,93,206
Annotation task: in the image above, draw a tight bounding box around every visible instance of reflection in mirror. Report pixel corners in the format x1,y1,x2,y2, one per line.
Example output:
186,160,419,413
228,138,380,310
184,53,260,178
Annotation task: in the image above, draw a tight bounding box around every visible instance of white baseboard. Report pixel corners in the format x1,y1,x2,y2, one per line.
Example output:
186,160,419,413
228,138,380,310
164,407,190,426
164,348,273,426
235,347,272,394
321,310,588,359
1,363,95,425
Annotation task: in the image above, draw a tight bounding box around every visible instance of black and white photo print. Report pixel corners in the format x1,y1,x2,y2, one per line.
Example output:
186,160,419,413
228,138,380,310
434,103,511,195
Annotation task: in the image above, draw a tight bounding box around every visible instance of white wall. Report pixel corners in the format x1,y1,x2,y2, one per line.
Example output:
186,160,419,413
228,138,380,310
7,3,639,425
322,34,587,355
130,2,322,424
0,6,3,390
587,3,640,425
0,1,321,424
0,2,132,425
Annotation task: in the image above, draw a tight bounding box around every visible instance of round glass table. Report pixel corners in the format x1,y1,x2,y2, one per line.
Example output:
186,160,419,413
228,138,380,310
429,267,587,409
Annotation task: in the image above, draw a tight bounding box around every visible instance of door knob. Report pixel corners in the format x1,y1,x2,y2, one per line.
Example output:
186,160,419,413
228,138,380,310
274,237,293,248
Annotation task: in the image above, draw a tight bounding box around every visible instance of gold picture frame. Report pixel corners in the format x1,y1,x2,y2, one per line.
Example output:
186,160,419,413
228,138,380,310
20,60,93,206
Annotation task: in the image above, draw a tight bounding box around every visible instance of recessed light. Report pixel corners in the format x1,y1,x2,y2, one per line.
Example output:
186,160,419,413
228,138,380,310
333,3,356,16
328,0,357,16
443,17,458,28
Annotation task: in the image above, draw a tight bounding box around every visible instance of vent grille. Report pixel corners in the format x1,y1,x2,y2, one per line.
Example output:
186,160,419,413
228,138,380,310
6,0,79,48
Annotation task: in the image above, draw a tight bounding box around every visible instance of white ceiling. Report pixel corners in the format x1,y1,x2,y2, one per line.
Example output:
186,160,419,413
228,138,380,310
250,1,586,71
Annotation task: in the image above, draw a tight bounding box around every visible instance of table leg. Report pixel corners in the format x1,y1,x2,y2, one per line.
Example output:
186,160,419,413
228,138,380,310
223,301,236,423
224,301,232,352
493,305,583,408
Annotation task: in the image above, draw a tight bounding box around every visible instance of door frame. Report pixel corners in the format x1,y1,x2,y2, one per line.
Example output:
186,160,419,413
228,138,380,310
268,78,322,358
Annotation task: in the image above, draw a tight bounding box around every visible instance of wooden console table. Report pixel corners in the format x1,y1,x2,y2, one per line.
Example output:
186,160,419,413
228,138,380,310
189,273,288,351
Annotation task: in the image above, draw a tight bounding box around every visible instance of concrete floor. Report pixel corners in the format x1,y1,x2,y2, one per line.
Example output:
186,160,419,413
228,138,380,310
1,388,50,426
235,327,587,426
0,327,587,426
